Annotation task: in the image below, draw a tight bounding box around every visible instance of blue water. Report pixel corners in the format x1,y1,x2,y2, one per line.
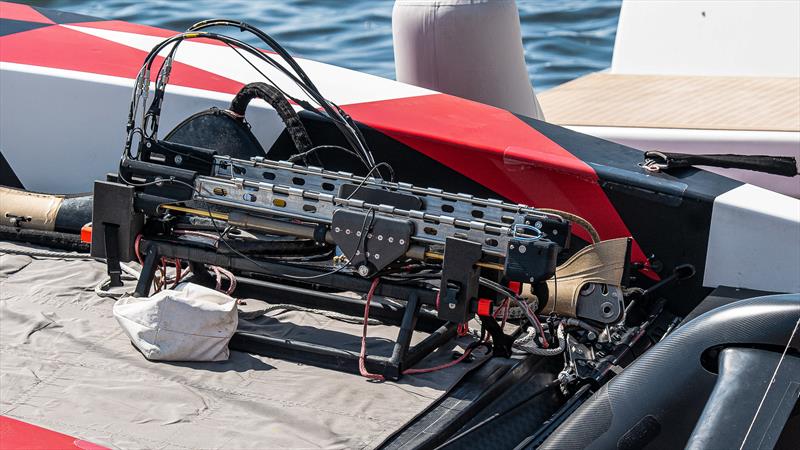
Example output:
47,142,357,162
25,0,621,91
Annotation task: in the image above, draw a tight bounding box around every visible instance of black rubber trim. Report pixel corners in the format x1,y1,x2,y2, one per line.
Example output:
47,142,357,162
0,150,24,188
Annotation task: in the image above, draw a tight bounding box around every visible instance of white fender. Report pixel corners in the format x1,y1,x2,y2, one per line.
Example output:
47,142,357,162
392,0,544,119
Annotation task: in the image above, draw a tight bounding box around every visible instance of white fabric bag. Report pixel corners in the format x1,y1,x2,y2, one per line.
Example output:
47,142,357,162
113,283,238,361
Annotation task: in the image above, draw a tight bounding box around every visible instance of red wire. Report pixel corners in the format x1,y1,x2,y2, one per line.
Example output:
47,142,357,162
403,347,476,375
134,234,144,265
359,278,385,381
173,259,182,288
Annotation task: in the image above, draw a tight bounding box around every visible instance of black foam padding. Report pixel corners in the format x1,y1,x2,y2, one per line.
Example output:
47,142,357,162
540,294,800,449
165,109,265,161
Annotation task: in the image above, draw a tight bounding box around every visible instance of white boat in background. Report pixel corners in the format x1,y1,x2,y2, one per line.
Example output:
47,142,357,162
538,0,800,198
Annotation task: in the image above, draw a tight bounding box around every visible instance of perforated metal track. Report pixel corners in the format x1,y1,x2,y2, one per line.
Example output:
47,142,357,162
195,155,566,258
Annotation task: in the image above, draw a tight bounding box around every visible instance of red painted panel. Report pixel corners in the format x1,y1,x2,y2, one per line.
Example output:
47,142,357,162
0,416,108,450
344,94,650,266
0,2,54,24
0,25,242,94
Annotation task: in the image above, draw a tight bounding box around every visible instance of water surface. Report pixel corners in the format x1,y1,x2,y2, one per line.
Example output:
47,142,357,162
25,0,621,91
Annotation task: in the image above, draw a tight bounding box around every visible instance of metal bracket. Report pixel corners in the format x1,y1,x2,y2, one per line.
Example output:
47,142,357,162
438,237,482,322
331,210,412,276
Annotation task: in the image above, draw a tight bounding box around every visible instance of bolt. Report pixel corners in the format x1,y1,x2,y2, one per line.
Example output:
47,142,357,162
146,142,152,148
357,265,369,277
345,229,351,235
355,250,361,255
529,277,535,283
374,253,380,260
553,229,558,235
525,220,531,225
519,245,527,253
377,235,383,241
356,231,362,237
399,239,405,245
368,233,373,239
535,221,543,229
365,252,370,257
388,237,394,243
510,244,515,250
174,155,183,165
448,303,456,310
335,227,341,233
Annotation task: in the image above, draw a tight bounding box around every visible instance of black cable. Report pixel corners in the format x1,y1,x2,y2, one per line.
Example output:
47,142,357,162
186,21,378,171
222,42,315,112
128,27,391,180
344,162,397,195
288,144,367,168
158,175,376,281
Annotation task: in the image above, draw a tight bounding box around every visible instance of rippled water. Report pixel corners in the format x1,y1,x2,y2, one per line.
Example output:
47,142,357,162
25,0,621,91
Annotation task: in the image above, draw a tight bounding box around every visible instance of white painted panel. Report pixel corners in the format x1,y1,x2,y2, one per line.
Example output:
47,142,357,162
65,25,434,107
612,1,800,77
0,63,285,193
704,184,800,293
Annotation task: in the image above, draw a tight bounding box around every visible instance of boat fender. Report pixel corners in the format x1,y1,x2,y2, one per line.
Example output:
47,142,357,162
392,0,544,119
0,186,91,233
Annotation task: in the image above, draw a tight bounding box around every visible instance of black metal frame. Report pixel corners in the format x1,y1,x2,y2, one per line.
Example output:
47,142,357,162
134,238,463,380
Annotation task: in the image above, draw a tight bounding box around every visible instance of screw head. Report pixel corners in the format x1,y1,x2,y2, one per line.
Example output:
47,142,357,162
518,245,527,253
377,235,383,241
174,155,183,165
534,221,543,229
335,227,341,233
356,231,362,237
357,265,369,277
399,239,405,245
374,253,380,260
448,303,456,310
345,229,351,235
510,244,515,250
388,237,394,243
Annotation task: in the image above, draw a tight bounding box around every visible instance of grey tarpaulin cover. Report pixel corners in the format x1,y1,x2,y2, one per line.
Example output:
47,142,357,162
0,243,485,449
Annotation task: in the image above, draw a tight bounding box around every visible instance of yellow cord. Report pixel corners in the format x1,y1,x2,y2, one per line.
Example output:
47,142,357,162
160,204,229,220
161,204,505,270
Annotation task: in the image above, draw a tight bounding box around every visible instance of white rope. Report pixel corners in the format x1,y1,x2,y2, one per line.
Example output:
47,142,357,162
739,313,800,449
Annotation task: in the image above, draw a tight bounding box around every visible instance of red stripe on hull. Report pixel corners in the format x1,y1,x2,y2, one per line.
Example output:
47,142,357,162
344,94,651,268
0,25,242,94
0,2,54,24
0,416,107,450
